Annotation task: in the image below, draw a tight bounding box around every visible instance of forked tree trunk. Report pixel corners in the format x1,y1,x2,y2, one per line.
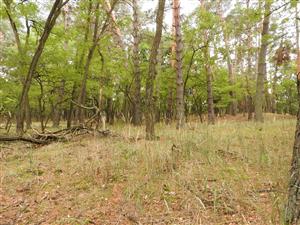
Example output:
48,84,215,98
132,0,142,126
4,1,32,130
77,2,100,124
145,0,165,140
255,0,271,122
173,0,185,129
16,0,68,134
76,1,117,124
285,5,300,224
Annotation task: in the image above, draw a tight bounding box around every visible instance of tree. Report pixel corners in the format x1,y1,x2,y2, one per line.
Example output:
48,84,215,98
173,0,185,129
132,0,142,126
145,0,166,140
200,1,215,124
4,0,34,130
255,0,271,122
16,0,70,134
285,3,300,224
76,0,118,124
52,5,70,127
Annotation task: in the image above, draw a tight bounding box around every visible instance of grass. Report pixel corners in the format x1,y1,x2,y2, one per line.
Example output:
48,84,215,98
0,115,296,224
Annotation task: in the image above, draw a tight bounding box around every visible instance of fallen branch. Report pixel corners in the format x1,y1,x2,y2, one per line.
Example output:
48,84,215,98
0,136,49,144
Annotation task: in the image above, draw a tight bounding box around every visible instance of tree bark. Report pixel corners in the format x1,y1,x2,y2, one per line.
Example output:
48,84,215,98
285,4,300,224
132,0,142,126
145,0,165,140
254,0,270,122
173,0,185,129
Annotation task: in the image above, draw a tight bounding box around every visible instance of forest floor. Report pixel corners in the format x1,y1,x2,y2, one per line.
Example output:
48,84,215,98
0,114,296,225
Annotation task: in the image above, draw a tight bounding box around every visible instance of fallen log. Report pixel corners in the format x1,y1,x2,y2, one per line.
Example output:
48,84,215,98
0,126,112,145
0,136,49,144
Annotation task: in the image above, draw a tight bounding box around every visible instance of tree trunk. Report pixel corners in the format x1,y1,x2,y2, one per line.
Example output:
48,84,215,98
166,89,174,124
73,0,92,125
4,1,32,131
76,1,115,124
145,0,165,140
206,60,215,125
132,0,142,126
285,78,300,224
16,0,67,134
255,0,270,122
52,80,65,127
67,83,76,128
224,34,237,116
285,5,300,224
173,0,185,129
77,2,100,124
25,96,32,130
201,1,215,125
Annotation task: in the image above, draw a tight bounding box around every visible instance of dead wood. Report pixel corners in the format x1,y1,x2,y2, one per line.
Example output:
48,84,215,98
0,136,49,144
0,125,113,146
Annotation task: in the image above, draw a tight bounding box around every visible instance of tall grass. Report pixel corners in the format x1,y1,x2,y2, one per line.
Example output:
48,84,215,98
0,118,295,224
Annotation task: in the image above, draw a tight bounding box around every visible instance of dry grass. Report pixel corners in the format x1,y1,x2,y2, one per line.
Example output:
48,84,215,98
0,115,296,224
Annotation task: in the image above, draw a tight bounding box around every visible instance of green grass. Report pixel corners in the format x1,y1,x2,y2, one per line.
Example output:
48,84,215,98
0,117,295,224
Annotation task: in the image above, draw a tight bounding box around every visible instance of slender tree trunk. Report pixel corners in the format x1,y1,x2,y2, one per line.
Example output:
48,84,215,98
67,83,76,128
52,5,69,127
224,33,237,116
173,0,185,129
74,0,92,125
16,0,68,134
145,0,165,140
25,96,31,130
201,1,215,125
52,80,65,127
76,1,116,124
271,63,279,113
246,49,254,120
206,58,215,125
285,5,300,224
132,0,142,126
4,1,32,130
77,3,100,124
255,0,270,122
166,89,174,124
166,6,176,125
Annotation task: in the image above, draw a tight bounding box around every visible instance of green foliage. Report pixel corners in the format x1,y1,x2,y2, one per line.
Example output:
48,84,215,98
0,0,298,126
